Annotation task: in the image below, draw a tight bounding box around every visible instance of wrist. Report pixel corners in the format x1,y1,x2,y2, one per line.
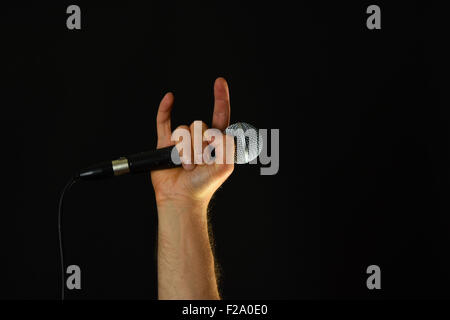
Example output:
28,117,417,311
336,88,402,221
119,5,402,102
156,195,209,215
157,198,209,226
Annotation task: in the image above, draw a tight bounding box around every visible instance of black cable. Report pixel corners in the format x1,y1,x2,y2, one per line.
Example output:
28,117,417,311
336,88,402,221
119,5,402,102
58,175,78,301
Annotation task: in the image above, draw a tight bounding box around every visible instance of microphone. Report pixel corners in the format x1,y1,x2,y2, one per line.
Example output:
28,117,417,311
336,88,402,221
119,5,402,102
77,122,262,181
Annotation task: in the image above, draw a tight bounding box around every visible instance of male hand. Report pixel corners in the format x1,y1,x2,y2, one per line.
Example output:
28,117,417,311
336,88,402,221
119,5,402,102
152,77,234,299
151,77,234,210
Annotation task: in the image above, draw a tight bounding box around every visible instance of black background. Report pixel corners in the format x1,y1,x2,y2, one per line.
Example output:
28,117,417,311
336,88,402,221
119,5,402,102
3,1,449,299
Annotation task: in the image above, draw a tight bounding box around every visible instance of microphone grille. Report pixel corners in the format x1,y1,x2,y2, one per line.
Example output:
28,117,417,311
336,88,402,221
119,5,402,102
225,122,262,164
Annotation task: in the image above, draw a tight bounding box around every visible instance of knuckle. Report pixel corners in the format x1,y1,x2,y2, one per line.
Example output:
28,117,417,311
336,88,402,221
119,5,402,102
190,120,207,131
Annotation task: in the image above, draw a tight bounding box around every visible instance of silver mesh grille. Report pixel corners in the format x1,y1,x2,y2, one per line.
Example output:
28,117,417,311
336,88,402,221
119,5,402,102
225,122,262,164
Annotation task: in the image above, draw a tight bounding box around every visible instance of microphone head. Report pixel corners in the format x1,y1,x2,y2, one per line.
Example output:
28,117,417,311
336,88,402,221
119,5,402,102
225,122,263,164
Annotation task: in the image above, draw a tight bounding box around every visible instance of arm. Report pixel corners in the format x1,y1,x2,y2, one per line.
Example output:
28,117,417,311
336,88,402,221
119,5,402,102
157,201,218,300
151,78,233,300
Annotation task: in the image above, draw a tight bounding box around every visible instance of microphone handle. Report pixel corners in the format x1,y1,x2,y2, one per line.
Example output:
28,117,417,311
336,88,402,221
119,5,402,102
128,146,181,173
78,146,180,180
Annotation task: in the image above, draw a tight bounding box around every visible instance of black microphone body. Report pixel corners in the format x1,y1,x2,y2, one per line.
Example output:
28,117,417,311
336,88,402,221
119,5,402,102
77,122,260,181
78,146,180,180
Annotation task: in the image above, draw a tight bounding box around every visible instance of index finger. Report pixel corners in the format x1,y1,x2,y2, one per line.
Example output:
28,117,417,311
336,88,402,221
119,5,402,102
156,92,174,148
212,77,231,131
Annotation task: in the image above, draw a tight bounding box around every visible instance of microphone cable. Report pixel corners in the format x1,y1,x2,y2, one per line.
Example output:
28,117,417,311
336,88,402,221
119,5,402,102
58,175,79,301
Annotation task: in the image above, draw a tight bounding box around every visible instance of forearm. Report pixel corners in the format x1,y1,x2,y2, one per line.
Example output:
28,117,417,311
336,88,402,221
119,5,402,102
157,201,220,300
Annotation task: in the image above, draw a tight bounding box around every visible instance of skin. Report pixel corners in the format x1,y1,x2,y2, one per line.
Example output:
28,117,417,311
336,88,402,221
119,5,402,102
151,77,234,300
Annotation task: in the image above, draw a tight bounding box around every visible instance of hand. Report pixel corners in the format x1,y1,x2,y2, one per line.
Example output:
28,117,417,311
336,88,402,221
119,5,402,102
151,77,234,210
